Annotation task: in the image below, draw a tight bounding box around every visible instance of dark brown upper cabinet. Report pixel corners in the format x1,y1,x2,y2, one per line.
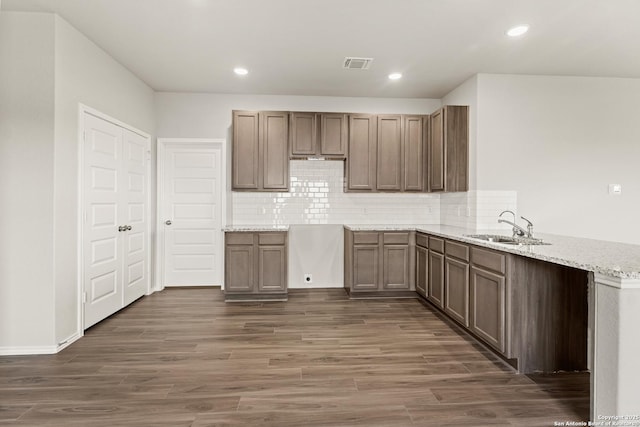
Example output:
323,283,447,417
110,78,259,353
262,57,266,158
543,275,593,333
232,110,289,191
428,105,469,192
347,114,429,192
289,112,316,157
289,112,347,159
404,115,426,192
346,114,377,191
232,111,260,190
376,115,403,191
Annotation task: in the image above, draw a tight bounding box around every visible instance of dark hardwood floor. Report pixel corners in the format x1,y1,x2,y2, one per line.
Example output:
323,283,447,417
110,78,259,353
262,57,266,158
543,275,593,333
0,288,589,426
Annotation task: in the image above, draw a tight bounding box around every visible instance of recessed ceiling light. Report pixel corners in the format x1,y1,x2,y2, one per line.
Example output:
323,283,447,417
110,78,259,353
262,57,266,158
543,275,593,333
388,73,402,80
506,25,529,37
234,67,248,76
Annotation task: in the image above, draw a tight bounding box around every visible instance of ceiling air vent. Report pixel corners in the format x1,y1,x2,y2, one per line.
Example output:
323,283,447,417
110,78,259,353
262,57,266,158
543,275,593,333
343,57,374,70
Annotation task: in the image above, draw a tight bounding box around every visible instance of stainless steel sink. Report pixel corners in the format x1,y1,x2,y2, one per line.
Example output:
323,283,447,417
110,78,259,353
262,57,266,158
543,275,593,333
465,234,550,246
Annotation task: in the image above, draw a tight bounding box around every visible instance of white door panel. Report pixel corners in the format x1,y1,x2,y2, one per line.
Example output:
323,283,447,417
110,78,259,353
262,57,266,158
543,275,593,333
162,144,222,286
122,129,148,305
83,114,123,328
83,113,149,329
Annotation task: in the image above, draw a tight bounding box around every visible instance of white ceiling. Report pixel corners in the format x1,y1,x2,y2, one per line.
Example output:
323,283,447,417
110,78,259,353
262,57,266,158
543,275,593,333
3,0,640,98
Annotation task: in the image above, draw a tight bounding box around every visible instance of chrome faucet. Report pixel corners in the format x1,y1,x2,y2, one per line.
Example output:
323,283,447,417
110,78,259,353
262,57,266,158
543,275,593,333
498,210,533,238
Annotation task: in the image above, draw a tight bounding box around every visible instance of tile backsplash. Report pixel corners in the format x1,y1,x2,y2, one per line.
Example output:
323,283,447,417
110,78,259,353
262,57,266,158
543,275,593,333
231,160,517,229
440,190,518,230
232,161,440,225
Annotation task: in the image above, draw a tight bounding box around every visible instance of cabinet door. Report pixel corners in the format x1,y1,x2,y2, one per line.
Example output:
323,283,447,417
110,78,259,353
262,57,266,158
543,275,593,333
376,115,402,191
225,243,255,292
232,111,259,190
429,109,444,192
444,106,469,192
260,111,289,190
290,112,317,157
352,244,380,290
415,245,428,297
445,257,470,327
422,115,431,192
383,244,409,290
403,115,424,191
319,113,347,157
347,114,376,191
258,245,287,292
428,250,445,309
470,266,506,353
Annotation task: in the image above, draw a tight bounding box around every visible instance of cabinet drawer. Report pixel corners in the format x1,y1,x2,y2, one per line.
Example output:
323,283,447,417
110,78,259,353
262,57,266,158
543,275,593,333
226,233,254,245
258,232,286,245
416,233,428,248
353,232,380,245
471,246,506,275
383,232,409,245
446,240,469,262
429,237,444,253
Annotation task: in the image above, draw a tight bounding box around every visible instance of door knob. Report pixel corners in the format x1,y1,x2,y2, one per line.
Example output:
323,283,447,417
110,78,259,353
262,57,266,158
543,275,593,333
165,220,172,226
118,225,125,232
126,225,132,231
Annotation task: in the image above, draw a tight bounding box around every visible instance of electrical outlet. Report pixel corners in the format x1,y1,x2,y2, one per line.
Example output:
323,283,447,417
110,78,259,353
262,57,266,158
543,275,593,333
304,274,312,284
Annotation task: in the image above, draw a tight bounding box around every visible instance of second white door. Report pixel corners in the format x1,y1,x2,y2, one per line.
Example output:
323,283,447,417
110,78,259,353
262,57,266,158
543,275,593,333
161,142,223,287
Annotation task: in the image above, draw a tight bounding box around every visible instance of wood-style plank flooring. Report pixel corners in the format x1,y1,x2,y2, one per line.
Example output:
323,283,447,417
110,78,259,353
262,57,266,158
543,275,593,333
0,288,589,426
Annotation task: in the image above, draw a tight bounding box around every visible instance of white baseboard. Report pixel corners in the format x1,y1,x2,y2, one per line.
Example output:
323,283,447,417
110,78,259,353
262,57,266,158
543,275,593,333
0,332,82,356
288,283,344,289
0,345,59,356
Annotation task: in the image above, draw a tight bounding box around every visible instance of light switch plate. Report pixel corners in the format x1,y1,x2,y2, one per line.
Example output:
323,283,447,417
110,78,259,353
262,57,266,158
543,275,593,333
608,184,622,195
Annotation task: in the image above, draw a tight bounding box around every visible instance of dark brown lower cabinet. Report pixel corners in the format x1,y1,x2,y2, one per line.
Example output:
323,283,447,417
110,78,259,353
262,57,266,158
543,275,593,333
225,231,288,301
445,257,470,327
469,266,506,353
415,245,428,297
344,229,415,297
427,249,445,309
418,234,588,374
383,244,410,289
352,243,380,291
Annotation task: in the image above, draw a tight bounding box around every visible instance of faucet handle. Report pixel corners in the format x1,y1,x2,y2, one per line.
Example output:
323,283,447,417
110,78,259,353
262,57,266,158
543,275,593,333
521,216,534,237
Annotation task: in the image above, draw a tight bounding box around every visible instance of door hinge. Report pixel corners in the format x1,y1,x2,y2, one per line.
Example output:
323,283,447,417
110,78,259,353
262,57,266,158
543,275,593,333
82,291,87,303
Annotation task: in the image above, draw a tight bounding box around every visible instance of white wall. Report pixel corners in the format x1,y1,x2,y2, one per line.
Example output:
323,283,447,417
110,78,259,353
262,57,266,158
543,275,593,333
155,92,441,139
475,74,640,244
0,12,56,351
53,15,156,344
0,11,155,353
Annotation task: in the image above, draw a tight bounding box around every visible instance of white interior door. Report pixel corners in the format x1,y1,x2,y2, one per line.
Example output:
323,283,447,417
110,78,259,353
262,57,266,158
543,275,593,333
161,143,223,286
122,129,149,305
83,112,149,329
83,114,124,328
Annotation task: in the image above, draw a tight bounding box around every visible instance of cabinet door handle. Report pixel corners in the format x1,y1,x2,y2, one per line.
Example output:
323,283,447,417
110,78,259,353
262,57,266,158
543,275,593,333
126,225,132,231
165,220,172,226
118,226,125,232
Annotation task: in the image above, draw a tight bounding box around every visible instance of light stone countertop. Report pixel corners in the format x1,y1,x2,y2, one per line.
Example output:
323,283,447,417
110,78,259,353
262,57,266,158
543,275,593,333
223,225,289,232
345,224,640,279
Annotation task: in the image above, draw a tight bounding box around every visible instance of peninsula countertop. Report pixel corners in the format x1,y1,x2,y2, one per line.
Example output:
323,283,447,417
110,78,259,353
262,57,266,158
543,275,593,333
344,224,640,279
